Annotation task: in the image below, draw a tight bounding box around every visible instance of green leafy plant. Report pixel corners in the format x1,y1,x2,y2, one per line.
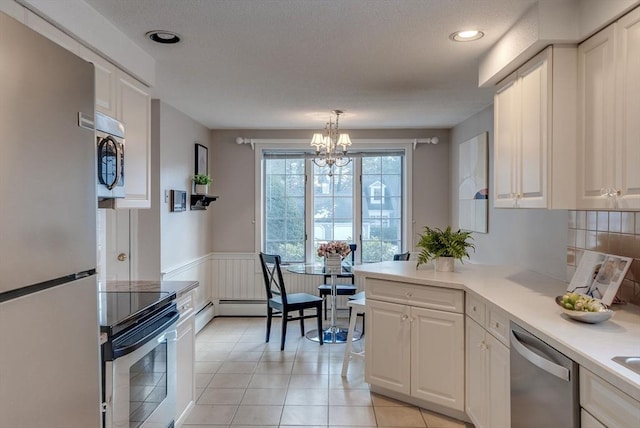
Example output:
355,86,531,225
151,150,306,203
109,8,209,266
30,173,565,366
193,174,212,185
415,226,475,268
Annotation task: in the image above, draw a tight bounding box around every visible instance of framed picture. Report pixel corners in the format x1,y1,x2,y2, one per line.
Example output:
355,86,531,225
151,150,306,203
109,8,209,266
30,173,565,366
195,143,208,175
458,132,488,233
170,190,187,212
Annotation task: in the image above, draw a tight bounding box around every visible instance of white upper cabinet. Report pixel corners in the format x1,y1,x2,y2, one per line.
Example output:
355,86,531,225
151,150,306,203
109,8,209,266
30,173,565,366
115,72,151,209
494,46,577,209
578,6,640,210
78,45,151,209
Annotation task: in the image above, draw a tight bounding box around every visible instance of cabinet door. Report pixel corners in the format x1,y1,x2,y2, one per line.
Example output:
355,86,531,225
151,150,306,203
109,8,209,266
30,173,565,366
365,299,410,395
494,74,519,208
411,306,464,411
115,72,151,209
517,51,549,208
487,333,510,428
76,46,117,118
615,7,640,209
465,317,487,428
176,314,195,424
577,25,616,209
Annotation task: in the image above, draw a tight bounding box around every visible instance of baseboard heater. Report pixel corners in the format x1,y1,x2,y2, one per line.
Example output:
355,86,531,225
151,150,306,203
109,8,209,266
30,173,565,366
217,299,267,317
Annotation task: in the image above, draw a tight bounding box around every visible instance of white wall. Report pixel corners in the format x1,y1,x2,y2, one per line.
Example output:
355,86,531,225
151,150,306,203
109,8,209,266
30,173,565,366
450,106,568,281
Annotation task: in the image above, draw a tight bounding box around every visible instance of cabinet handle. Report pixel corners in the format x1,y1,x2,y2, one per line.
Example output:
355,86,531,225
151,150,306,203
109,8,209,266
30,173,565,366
401,314,409,322
472,305,477,312
494,322,500,329
479,341,488,351
406,292,413,298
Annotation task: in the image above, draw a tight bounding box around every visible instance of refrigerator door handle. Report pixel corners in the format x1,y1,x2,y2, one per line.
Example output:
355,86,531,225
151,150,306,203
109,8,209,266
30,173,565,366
510,329,570,381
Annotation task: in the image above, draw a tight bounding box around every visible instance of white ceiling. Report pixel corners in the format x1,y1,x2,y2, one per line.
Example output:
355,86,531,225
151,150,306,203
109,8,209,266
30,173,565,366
84,0,539,130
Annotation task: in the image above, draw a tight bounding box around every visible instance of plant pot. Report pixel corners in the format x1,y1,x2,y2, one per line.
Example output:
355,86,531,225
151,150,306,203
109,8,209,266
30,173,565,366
324,253,342,274
435,257,454,272
195,184,208,195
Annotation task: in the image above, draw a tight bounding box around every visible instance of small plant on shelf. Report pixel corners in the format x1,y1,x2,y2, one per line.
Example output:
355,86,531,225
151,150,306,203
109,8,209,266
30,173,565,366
193,174,212,185
415,226,475,270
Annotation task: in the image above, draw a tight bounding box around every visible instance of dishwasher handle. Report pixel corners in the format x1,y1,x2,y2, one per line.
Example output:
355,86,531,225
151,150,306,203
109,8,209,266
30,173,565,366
510,329,570,381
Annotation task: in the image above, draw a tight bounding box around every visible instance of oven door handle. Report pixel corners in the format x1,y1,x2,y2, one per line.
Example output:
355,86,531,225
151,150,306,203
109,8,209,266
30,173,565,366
112,311,179,359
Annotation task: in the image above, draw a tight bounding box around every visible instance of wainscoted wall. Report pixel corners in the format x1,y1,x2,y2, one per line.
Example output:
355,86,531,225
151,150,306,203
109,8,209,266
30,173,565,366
161,254,212,312
211,252,363,315
568,211,640,305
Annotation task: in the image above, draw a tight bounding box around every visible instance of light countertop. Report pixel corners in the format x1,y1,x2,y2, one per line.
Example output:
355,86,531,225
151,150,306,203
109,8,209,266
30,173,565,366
354,261,640,401
103,280,199,297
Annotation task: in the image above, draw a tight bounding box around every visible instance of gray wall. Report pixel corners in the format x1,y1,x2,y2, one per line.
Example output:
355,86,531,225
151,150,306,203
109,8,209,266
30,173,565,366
137,100,212,276
449,106,568,280
210,129,451,253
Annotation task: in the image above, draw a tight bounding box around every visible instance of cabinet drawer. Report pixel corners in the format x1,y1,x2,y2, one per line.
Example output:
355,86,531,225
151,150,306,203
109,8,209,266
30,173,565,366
486,307,509,346
176,291,195,321
366,278,463,313
465,293,486,325
580,368,640,427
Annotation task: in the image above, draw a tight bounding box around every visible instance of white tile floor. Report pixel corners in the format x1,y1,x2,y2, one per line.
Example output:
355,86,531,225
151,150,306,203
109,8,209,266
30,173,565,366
186,315,473,427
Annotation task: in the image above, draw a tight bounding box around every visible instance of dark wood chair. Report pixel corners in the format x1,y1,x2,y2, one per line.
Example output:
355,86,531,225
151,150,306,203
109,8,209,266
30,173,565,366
317,243,357,319
393,252,410,261
259,252,324,350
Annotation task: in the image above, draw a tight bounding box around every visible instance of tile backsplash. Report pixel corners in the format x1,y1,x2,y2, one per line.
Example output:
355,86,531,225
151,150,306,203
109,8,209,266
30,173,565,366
568,211,640,305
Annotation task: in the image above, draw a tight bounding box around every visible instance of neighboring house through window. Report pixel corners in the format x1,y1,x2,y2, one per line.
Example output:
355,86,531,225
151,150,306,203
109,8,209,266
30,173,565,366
260,142,410,264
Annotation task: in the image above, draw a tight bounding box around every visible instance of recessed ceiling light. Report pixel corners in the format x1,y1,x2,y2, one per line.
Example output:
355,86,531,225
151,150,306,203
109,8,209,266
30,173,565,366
146,30,181,44
449,30,484,42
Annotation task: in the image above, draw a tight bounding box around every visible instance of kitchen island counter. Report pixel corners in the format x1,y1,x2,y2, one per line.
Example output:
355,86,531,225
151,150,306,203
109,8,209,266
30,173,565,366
354,261,640,401
104,280,199,297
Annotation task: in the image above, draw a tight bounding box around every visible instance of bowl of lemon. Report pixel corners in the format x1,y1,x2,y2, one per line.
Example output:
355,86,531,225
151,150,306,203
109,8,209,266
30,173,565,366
556,293,614,324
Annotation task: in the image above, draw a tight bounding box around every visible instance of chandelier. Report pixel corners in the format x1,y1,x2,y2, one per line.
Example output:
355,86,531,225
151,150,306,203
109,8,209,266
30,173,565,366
310,110,352,175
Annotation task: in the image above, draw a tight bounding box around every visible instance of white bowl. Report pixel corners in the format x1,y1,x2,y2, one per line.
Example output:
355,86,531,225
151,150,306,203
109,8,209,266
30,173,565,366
555,296,614,324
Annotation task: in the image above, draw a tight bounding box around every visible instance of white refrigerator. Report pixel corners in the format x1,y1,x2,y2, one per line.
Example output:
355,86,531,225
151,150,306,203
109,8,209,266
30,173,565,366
0,11,101,427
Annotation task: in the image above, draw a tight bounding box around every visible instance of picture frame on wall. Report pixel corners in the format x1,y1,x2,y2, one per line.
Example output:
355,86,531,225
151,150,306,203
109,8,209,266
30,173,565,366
458,132,488,233
195,143,208,175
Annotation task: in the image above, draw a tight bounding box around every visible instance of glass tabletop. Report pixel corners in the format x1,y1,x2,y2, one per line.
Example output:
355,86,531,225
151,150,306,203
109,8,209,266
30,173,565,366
285,263,353,276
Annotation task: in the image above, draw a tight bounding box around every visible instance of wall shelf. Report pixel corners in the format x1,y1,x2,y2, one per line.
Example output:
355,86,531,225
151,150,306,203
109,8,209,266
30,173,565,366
190,194,218,210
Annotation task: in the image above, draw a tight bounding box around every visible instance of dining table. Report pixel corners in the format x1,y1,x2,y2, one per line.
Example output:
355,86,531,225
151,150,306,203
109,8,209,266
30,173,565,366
286,262,362,344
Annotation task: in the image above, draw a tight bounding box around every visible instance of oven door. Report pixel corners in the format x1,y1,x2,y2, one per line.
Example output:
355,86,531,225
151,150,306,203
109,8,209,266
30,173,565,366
105,311,178,428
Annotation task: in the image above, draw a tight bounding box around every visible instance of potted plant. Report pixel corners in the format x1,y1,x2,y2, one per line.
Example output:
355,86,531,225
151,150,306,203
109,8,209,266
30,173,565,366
415,226,475,272
193,173,212,195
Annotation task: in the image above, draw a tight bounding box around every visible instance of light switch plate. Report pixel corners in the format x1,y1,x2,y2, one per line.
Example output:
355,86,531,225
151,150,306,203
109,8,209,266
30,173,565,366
164,190,170,203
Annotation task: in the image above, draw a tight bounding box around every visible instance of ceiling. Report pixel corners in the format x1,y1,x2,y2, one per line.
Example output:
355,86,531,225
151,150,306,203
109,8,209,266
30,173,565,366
84,0,538,130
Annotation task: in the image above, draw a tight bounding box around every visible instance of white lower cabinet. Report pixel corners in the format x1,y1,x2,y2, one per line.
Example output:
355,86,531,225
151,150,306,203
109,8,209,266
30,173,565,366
465,293,510,428
365,280,465,413
580,367,640,428
465,317,510,428
175,291,195,426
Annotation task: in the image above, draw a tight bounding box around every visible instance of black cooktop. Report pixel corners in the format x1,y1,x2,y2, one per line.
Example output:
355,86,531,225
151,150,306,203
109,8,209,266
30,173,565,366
99,291,176,338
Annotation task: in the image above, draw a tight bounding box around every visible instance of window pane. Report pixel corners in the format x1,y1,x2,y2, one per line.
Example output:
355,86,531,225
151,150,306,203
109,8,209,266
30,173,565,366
313,163,354,254
362,154,403,263
264,158,305,263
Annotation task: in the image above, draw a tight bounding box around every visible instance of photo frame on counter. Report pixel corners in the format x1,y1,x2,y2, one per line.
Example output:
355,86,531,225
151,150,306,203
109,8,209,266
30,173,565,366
195,143,208,175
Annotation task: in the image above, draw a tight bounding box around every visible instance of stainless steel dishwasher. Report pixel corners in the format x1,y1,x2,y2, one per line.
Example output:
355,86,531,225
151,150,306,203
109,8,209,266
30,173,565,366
510,322,579,428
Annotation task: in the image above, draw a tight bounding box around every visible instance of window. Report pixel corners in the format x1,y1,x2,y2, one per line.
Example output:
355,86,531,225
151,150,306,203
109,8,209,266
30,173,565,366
262,146,408,264
263,158,306,262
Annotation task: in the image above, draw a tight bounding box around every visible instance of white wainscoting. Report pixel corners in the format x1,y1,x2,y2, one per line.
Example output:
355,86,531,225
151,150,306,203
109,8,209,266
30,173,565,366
211,252,364,316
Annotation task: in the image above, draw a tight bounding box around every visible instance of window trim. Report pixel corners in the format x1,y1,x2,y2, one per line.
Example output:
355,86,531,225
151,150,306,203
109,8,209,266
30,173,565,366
255,139,413,263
